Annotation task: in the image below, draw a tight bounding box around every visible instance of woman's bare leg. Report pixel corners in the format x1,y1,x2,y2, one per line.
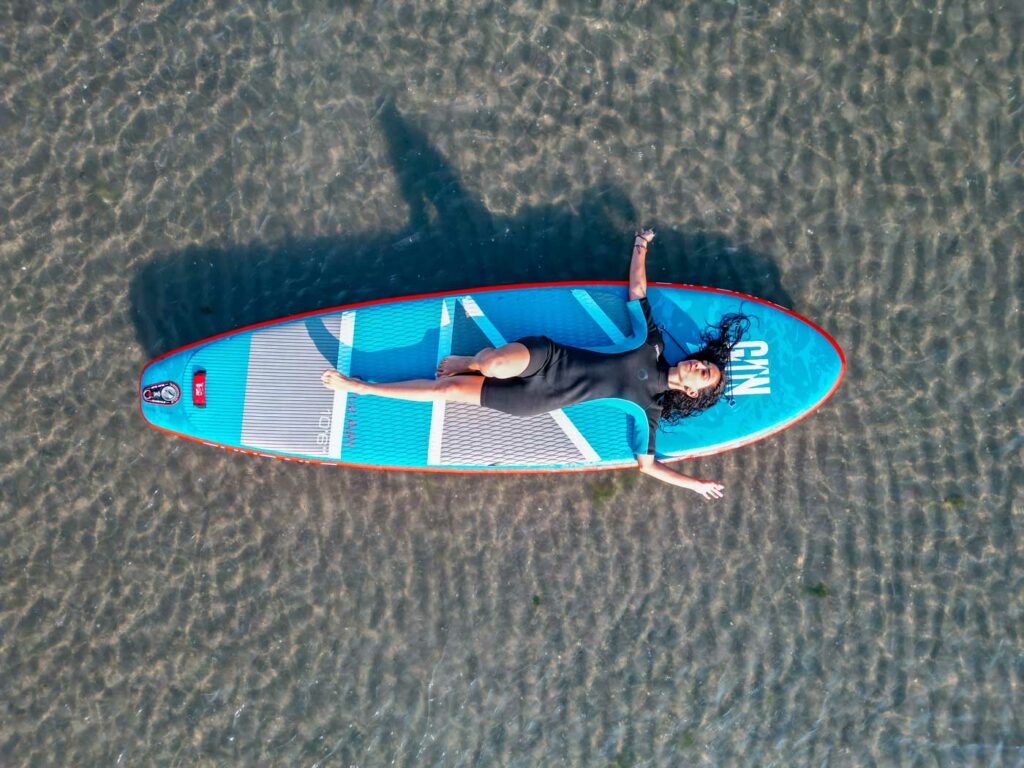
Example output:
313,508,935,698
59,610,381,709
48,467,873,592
322,370,484,406
436,342,531,378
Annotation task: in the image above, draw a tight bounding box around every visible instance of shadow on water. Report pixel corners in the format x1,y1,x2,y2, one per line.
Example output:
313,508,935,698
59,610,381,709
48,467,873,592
130,100,792,358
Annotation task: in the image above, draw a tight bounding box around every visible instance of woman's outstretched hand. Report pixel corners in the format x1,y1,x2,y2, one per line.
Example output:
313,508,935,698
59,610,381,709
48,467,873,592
689,480,725,500
635,228,656,245
637,455,724,498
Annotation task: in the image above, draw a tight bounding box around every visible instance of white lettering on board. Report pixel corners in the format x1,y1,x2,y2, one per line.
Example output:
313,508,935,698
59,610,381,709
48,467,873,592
315,410,331,447
729,340,771,396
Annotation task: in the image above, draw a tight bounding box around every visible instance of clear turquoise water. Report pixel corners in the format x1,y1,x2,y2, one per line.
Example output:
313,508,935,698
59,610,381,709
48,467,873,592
1,2,1021,765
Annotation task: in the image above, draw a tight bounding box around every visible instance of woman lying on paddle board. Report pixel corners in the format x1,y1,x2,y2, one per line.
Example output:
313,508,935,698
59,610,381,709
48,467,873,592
321,229,750,497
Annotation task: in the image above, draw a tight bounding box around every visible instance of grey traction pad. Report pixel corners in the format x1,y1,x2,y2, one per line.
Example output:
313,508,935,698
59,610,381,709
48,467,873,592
439,404,586,466
241,317,342,456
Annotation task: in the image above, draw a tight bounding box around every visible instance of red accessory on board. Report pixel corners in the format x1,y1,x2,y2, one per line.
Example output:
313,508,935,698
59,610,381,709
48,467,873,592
193,370,207,407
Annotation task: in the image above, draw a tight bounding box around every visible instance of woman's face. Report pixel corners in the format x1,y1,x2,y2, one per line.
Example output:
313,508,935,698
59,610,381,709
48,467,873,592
673,359,722,398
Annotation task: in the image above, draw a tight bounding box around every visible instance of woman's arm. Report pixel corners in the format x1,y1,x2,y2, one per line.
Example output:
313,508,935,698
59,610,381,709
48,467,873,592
636,453,725,499
629,228,655,300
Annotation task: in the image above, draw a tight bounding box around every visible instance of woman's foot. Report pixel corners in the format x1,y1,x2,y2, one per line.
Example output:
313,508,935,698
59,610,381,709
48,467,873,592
321,369,366,393
436,355,478,377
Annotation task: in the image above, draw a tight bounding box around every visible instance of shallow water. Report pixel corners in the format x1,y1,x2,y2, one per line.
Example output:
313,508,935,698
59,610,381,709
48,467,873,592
1,1,1022,765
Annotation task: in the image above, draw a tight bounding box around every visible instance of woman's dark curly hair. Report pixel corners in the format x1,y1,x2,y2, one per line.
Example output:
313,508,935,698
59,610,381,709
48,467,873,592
659,313,752,426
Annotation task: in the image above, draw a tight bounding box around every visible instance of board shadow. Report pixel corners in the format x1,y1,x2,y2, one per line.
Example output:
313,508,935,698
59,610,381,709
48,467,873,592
129,99,792,359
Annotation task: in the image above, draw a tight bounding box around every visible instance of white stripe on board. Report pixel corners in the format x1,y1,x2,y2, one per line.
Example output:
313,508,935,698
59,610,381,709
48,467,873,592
428,298,456,465
549,410,601,463
460,296,507,347
571,289,626,344
328,311,357,459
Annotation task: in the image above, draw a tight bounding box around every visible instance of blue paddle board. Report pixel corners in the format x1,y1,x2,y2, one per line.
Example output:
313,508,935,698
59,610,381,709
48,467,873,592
139,281,844,472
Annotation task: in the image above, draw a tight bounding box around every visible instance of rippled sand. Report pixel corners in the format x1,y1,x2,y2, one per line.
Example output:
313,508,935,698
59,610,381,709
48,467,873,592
1,1,1021,765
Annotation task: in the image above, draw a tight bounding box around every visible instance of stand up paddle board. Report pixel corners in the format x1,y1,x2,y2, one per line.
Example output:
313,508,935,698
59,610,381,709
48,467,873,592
139,281,844,472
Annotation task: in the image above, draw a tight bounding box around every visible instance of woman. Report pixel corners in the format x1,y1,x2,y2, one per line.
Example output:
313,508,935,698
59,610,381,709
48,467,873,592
322,229,749,497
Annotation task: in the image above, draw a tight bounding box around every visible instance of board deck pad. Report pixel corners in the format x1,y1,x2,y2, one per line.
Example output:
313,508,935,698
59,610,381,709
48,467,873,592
140,282,844,472
241,316,342,456
439,405,589,467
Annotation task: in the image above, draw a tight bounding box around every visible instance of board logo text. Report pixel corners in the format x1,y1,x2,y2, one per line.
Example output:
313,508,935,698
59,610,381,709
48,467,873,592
728,341,771,396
